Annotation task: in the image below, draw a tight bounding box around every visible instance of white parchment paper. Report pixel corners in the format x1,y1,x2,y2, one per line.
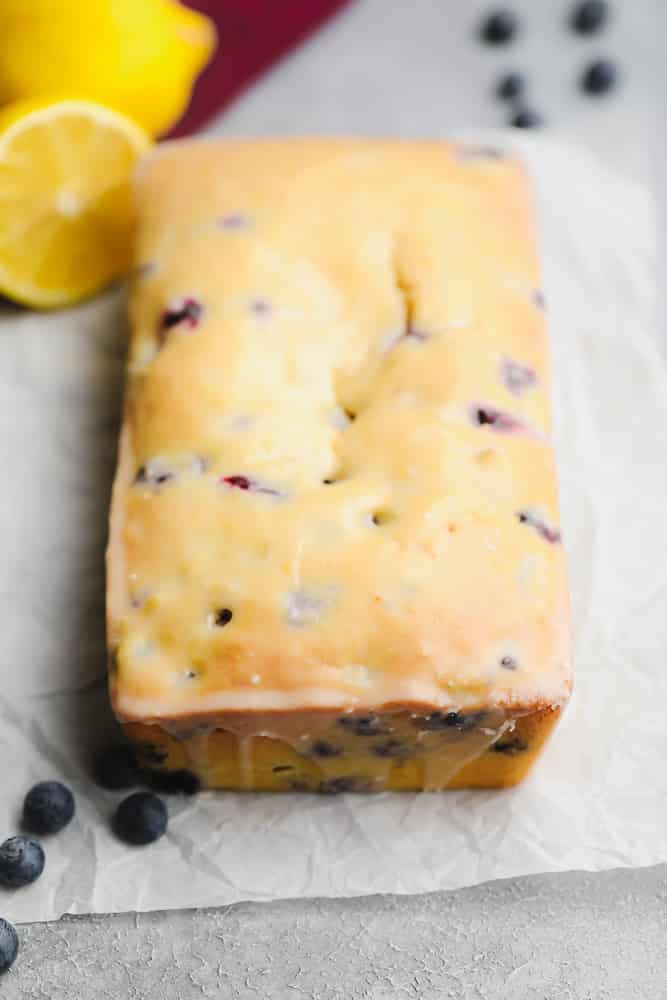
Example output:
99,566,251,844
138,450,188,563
1,136,663,924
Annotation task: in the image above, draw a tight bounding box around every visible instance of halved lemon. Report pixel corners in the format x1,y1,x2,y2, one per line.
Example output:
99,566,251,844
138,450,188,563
0,97,151,309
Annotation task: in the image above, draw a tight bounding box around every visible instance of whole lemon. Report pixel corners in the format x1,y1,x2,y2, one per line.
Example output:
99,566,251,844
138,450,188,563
0,0,216,138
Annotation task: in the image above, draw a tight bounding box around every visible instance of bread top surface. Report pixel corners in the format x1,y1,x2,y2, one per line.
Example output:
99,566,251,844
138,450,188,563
107,138,571,722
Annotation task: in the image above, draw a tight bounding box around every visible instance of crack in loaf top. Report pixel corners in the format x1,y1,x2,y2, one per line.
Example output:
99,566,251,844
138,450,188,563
107,139,571,721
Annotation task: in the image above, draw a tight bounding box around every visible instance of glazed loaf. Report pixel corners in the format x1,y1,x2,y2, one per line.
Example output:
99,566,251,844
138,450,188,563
106,139,572,791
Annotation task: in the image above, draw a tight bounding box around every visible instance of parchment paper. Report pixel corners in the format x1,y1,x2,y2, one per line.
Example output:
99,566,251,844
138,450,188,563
1,136,662,924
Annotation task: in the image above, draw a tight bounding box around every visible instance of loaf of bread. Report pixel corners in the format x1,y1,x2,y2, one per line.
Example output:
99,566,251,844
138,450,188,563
107,139,572,792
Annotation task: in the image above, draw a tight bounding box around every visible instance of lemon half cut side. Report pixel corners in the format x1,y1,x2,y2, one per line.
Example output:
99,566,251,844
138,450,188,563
0,98,151,309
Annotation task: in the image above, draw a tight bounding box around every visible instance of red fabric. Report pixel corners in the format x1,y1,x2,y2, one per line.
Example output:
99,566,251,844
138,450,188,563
170,0,354,137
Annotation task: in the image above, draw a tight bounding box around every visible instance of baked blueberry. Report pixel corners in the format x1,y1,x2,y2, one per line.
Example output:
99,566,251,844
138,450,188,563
516,509,561,544
0,836,45,888
160,297,202,331
571,1,609,35
581,59,618,95
319,777,370,794
219,212,249,230
510,107,543,129
143,769,201,796
373,739,409,758
0,918,19,974
418,711,483,732
22,781,75,835
473,405,525,433
135,743,169,766
491,737,528,755
112,792,168,846
337,714,387,737
220,474,284,499
310,741,342,758
133,461,173,487
95,745,140,789
496,71,524,101
480,10,518,45
500,655,518,670
213,608,233,627
500,357,537,396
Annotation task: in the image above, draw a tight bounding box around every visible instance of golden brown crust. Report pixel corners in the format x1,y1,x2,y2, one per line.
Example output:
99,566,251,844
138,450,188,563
107,139,572,750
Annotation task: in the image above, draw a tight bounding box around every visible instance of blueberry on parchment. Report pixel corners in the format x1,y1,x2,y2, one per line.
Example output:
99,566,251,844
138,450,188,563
0,836,45,888
23,781,75,835
112,792,168,846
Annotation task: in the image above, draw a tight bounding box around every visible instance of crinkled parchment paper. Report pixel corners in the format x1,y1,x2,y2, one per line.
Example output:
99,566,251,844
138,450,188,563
1,136,662,923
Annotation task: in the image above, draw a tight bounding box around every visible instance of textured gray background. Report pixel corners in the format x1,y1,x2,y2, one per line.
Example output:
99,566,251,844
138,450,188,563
3,0,665,996
6,867,667,1000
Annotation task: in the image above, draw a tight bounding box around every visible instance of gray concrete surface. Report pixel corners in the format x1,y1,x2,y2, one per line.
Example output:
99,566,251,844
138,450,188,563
4,866,666,999
3,1,665,996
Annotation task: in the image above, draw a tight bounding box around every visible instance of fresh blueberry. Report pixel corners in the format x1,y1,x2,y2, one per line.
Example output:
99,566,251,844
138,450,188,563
581,59,618,95
571,1,609,35
511,107,543,129
496,71,525,101
112,792,168,846
480,9,519,44
0,918,19,974
22,781,75,835
0,837,45,888
310,741,342,759
95,745,140,790
142,769,201,796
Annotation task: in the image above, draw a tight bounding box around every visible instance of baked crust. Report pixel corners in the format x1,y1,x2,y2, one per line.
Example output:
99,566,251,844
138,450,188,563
106,139,572,788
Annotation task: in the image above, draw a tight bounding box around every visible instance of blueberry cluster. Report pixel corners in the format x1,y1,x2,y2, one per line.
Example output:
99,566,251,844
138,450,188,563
0,780,76,974
479,2,619,129
0,747,200,975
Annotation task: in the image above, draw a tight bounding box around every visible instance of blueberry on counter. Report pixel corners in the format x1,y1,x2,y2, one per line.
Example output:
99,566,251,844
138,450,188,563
571,1,609,35
510,107,543,129
496,71,525,101
581,59,618,95
480,9,519,45
22,781,75,835
113,792,167,846
0,918,19,974
95,745,140,790
0,836,45,888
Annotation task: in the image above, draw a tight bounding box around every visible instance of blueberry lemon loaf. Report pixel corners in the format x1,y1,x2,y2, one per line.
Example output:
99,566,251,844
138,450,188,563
107,139,572,792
